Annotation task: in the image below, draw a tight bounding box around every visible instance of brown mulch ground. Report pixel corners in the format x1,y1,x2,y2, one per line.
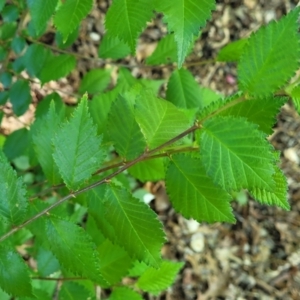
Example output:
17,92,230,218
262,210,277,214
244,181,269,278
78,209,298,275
3,0,300,299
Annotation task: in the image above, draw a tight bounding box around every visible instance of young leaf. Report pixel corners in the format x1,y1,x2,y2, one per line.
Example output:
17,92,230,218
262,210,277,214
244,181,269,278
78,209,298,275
166,68,202,109
105,0,154,52
250,166,289,210
53,96,104,190
45,216,107,285
27,0,58,35
54,0,93,41
128,158,165,182
216,38,248,62
0,152,28,225
135,90,190,149
9,80,31,116
79,69,111,95
39,54,76,84
0,245,32,297
109,287,143,300
289,85,300,114
104,184,165,267
137,260,184,295
32,102,63,185
200,116,275,192
166,154,234,223
155,0,215,67
97,239,133,285
238,7,300,97
146,34,178,65
59,282,92,300
98,34,131,59
218,96,287,134
108,94,146,160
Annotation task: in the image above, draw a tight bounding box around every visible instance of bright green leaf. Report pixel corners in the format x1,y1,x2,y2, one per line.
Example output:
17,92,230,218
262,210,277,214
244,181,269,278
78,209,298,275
79,69,111,95
0,22,17,40
128,158,165,182
155,0,215,67
59,282,92,300
218,96,287,134
55,27,79,49
27,0,58,35
109,287,143,300
146,34,178,65
32,102,64,185
98,34,131,59
0,152,28,225
201,116,275,192
166,154,234,223
36,247,60,277
250,165,289,210
238,7,300,97
137,260,184,295
45,216,107,285
54,0,93,41
217,38,248,62
290,85,300,114
166,68,203,109
97,239,133,285
104,184,165,267
39,54,76,84
105,0,154,52
9,80,31,116
135,90,190,149
0,245,32,297
108,94,146,160
53,96,104,190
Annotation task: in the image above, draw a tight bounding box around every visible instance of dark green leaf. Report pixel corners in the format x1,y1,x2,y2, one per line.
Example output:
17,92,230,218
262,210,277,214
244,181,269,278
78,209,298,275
9,80,31,116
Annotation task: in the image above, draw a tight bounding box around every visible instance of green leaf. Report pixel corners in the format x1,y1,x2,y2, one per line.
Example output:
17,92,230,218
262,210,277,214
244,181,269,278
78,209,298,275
11,36,26,54
32,102,63,185
3,128,30,161
218,96,287,134
155,0,215,67
53,96,104,190
23,44,51,77
105,0,154,52
36,247,60,277
98,34,131,59
55,27,79,49
35,92,64,118
290,85,300,114
2,5,19,22
104,184,165,267
128,158,165,182
0,72,12,88
166,154,234,223
135,90,190,149
89,88,118,135
0,152,28,225
27,0,59,35
39,54,76,84
238,8,300,97
109,287,143,300
9,80,31,116
217,38,248,62
137,260,184,295
59,282,92,300
108,94,146,160
0,22,17,40
45,216,107,285
166,68,203,109
0,91,9,105
146,34,177,65
97,239,133,285
54,0,93,41
200,116,275,192
250,166,289,210
79,69,111,95
0,245,32,297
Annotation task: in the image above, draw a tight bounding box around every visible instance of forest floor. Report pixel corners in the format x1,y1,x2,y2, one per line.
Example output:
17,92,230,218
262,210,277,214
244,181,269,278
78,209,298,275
5,0,300,299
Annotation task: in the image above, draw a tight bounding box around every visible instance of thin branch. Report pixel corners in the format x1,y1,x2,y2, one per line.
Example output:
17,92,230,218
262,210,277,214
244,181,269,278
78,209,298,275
32,276,87,281
0,124,200,243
